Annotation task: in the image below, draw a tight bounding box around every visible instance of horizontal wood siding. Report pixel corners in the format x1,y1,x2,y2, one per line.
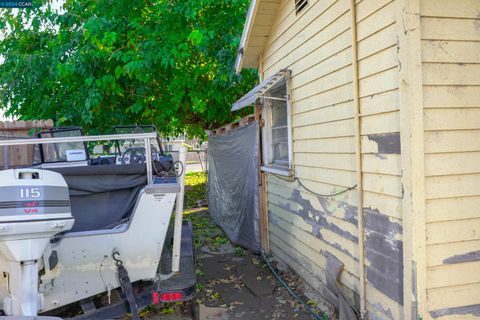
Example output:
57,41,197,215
420,0,480,318
259,0,403,318
357,2,403,317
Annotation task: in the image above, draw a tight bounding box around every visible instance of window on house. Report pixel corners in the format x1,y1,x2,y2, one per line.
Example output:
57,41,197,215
261,78,290,170
295,0,309,15
261,75,292,175
230,69,293,176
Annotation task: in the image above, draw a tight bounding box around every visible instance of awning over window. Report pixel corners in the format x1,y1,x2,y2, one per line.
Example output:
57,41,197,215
231,69,289,111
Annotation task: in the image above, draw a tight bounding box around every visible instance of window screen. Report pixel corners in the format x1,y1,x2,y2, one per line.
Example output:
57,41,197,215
269,85,288,167
262,77,291,170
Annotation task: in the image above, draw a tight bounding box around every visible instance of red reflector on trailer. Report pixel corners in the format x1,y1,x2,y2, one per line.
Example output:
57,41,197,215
160,292,184,302
152,292,159,304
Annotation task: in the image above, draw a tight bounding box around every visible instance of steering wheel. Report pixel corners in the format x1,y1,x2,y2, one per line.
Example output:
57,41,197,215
121,147,146,164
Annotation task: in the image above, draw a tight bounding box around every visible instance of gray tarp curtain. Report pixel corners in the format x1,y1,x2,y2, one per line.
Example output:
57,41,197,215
207,122,260,252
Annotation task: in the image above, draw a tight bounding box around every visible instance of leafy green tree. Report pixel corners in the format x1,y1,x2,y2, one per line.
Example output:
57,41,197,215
0,0,256,137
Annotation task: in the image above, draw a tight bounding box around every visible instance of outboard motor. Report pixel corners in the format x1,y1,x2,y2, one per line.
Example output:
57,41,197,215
0,169,74,316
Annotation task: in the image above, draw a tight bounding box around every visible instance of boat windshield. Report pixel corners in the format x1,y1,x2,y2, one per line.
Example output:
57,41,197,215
113,125,163,155
37,128,87,163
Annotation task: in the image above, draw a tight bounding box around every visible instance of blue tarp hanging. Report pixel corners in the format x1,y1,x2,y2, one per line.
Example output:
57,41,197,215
207,122,260,252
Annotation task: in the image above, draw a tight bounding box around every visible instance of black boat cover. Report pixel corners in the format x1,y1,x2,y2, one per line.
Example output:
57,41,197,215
50,164,147,232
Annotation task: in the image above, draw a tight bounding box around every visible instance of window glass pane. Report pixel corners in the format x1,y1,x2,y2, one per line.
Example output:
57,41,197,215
113,125,160,154
269,84,288,167
272,100,287,127
272,126,288,166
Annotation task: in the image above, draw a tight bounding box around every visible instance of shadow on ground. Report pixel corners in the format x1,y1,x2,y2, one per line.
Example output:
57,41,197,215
141,210,321,320
139,173,323,319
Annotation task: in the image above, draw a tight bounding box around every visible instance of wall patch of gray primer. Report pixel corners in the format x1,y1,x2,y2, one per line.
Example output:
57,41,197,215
430,304,480,319
270,189,359,259
318,196,358,226
271,201,356,259
364,209,404,305
371,302,395,320
443,249,480,264
367,133,401,154
290,189,358,242
268,210,281,228
268,185,405,306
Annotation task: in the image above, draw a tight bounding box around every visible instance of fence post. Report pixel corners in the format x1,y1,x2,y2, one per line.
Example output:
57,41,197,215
3,147,8,170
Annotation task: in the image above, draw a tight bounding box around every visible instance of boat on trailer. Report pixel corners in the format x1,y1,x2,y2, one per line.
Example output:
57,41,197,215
0,126,196,319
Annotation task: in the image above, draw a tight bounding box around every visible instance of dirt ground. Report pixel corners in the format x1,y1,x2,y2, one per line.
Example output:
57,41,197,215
140,210,324,320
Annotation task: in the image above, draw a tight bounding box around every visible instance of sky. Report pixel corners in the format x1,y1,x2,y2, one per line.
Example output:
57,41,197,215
0,110,11,122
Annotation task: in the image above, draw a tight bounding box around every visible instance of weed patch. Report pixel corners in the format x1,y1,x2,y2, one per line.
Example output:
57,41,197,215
184,172,207,209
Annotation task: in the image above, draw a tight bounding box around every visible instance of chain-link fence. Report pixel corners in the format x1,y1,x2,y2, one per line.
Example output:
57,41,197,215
168,149,207,174
185,150,207,209
185,149,207,173
169,149,208,209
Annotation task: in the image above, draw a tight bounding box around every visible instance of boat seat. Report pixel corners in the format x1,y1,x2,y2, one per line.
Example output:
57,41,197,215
50,164,147,232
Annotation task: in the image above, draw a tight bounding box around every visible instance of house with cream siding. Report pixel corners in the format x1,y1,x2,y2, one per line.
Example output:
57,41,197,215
232,0,480,319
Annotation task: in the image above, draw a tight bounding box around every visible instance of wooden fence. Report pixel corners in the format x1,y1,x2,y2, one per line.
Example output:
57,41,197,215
0,120,54,168
214,114,256,136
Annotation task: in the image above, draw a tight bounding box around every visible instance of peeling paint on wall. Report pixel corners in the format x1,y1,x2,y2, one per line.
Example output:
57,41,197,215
268,210,281,228
318,196,358,226
268,186,360,259
371,302,395,320
270,204,357,260
412,261,418,320
269,185,405,308
368,311,393,320
364,209,404,305
366,266,403,306
443,249,480,264
367,133,401,154
430,303,480,319
323,251,358,320
292,189,359,242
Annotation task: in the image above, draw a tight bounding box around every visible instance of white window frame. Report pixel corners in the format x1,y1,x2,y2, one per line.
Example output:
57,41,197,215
260,72,293,176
